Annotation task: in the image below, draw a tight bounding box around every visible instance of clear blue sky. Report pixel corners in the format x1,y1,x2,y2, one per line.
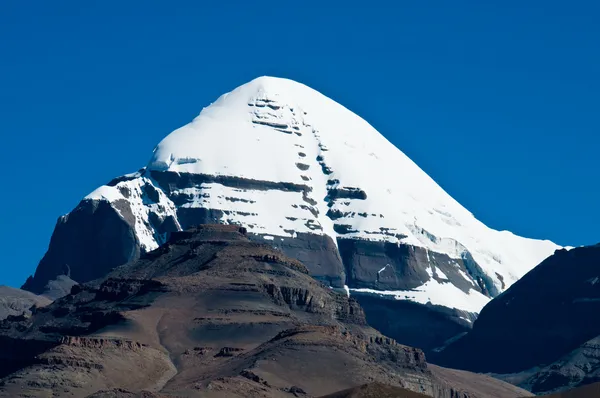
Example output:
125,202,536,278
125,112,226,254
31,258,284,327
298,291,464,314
1,1,598,287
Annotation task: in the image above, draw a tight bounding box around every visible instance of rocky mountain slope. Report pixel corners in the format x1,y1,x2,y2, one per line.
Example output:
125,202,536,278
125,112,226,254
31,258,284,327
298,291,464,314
432,243,600,394
2,225,531,398
0,286,50,320
22,76,560,351
541,382,600,398
319,382,431,397
321,381,600,398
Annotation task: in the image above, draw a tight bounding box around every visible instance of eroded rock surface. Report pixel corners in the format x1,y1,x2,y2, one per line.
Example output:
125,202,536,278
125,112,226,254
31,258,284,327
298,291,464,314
2,226,527,397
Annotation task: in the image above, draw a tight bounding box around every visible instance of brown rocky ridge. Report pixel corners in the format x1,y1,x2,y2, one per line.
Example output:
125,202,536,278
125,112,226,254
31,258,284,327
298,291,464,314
319,382,431,397
0,225,530,397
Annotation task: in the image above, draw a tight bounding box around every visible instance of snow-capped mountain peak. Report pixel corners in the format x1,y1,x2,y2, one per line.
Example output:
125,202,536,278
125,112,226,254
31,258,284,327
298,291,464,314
147,76,557,292
39,76,560,316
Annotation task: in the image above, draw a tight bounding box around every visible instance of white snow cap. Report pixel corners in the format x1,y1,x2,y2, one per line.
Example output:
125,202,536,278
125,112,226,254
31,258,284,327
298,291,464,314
94,76,561,313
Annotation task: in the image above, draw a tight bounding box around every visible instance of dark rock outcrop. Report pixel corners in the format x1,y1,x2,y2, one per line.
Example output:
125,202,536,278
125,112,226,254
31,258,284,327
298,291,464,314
337,239,481,352
22,200,139,293
432,244,600,394
354,296,473,353
338,239,481,294
249,232,346,288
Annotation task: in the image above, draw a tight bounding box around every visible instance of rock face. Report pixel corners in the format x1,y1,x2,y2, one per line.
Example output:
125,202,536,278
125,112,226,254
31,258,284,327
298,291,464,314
24,199,139,292
432,243,600,394
23,76,560,352
0,286,50,320
0,226,528,397
353,296,473,354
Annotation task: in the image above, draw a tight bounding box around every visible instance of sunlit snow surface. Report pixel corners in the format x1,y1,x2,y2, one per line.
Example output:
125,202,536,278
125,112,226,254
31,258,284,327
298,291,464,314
85,76,560,313
349,282,490,314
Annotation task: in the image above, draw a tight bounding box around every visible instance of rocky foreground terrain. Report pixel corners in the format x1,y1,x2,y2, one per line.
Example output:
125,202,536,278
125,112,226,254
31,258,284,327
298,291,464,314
0,225,529,398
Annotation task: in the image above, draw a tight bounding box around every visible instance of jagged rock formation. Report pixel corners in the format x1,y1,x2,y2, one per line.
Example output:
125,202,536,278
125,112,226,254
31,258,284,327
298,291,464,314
23,76,560,352
432,243,600,395
0,286,50,320
2,225,529,397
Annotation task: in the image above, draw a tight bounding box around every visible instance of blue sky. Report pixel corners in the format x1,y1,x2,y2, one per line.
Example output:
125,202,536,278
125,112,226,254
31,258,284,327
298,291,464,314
0,1,598,287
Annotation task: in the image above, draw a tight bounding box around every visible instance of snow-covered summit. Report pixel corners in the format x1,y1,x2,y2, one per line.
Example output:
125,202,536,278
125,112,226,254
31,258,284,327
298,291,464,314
79,76,560,314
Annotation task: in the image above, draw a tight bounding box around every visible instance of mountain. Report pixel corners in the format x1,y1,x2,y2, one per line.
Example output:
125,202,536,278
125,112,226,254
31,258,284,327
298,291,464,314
432,243,600,394
0,225,530,397
22,76,560,351
0,286,50,320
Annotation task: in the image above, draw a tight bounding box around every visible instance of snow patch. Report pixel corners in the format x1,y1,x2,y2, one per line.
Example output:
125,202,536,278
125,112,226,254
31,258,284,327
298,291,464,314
343,285,350,297
350,280,490,313
378,264,391,274
85,185,123,202
435,267,449,280
457,269,475,285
